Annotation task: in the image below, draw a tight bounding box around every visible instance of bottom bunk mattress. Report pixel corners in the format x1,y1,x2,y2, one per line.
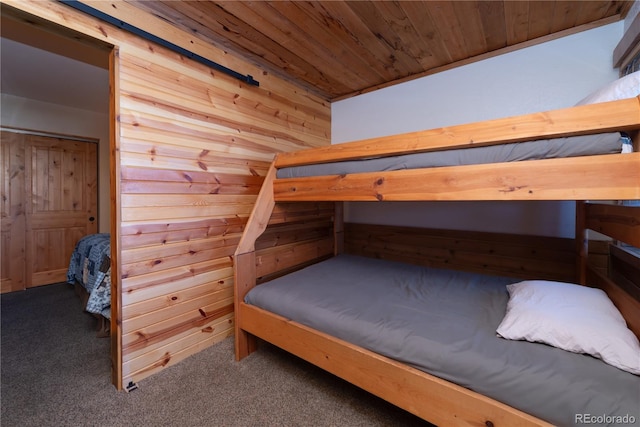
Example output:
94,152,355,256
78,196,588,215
244,254,639,426
66,233,111,319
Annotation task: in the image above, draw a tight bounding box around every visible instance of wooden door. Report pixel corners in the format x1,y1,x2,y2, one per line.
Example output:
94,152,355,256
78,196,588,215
1,132,26,293
0,130,98,291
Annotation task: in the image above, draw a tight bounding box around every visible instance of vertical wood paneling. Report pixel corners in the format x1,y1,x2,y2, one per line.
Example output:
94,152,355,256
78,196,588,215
504,1,530,45
527,1,555,39
452,1,487,57
478,1,507,52
549,1,579,34
425,1,469,63
399,2,453,67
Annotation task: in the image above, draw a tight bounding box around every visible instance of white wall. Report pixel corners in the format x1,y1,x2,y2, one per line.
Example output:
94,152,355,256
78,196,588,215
332,22,625,238
1,94,111,232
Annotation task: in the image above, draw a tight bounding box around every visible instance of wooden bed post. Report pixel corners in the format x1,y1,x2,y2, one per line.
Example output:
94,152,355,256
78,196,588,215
234,163,277,360
234,251,258,359
575,201,588,285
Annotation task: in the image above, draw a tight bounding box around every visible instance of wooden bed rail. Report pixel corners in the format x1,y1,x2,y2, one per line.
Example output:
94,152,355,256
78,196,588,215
275,96,640,168
273,153,640,202
239,302,553,427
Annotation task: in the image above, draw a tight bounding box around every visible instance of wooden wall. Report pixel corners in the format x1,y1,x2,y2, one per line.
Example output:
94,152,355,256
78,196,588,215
3,0,331,389
344,223,577,283
255,202,337,284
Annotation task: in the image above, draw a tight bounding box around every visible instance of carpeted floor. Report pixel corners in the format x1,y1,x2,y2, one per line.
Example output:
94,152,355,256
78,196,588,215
1,283,432,427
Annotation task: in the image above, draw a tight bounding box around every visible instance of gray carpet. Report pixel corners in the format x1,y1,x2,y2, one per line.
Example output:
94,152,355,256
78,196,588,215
1,283,432,427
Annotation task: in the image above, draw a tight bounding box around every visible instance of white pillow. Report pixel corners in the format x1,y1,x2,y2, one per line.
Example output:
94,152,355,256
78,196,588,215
496,280,640,375
575,71,640,105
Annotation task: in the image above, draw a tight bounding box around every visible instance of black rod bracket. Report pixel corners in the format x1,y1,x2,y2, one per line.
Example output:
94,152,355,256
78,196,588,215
58,0,260,87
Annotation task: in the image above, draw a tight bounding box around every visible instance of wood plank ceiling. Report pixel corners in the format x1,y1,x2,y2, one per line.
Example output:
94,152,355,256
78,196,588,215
126,1,632,101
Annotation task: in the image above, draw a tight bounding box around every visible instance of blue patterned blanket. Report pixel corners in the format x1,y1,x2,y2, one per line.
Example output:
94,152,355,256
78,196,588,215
66,233,111,319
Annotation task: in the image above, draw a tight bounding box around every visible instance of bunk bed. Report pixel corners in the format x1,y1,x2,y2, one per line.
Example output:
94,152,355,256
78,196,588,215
233,77,640,426
67,233,112,337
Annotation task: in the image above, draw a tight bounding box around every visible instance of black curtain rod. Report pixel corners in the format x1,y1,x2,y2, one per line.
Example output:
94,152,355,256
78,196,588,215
59,0,259,87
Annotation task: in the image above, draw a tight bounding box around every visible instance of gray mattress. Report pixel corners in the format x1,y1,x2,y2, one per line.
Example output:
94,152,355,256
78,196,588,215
277,132,625,178
245,254,640,426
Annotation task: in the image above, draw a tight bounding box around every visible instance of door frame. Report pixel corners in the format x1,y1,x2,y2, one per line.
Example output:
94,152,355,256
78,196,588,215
109,46,123,391
1,4,121,390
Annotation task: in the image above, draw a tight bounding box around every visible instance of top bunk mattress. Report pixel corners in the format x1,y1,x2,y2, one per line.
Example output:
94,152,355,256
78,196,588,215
245,254,639,426
276,132,628,178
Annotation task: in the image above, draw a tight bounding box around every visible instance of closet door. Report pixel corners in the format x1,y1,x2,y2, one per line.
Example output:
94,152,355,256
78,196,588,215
1,132,26,293
0,130,98,291
26,134,98,287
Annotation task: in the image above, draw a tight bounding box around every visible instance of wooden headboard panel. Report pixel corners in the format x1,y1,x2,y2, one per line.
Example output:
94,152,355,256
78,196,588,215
344,223,576,283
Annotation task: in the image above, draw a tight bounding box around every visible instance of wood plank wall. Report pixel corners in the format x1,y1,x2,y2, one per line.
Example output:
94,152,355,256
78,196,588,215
255,202,337,284
344,223,577,283
115,19,331,386
4,1,331,388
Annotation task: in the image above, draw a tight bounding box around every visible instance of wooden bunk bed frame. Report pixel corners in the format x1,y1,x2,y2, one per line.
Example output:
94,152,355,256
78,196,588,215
234,97,640,426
